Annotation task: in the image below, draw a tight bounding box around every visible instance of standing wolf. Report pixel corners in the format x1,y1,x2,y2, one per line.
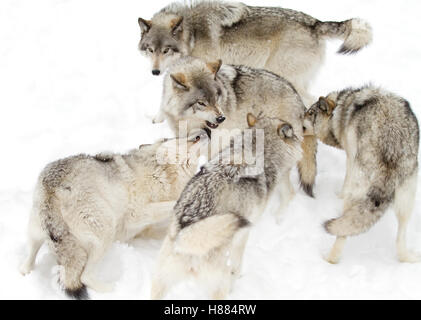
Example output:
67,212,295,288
303,86,419,264
138,1,372,197
151,114,302,299
156,56,315,196
19,134,207,299
137,0,372,105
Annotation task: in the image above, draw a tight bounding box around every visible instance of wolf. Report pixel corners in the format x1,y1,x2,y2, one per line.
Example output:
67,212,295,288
303,86,419,264
138,0,372,105
150,113,302,299
19,133,208,299
156,56,316,197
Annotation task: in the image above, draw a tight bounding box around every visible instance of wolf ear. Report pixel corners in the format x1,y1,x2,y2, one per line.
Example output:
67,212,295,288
170,17,183,36
206,59,222,76
138,18,152,34
247,113,257,127
170,73,189,91
139,143,152,150
278,123,294,139
318,97,336,115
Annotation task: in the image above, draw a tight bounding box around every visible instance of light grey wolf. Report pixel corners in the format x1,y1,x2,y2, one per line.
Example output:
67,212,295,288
138,0,372,105
303,86,419,264
156,56,316,196
150,113,302,299
19,134,208,299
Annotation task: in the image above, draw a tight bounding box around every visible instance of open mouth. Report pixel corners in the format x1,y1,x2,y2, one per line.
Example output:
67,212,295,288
206,121,219,129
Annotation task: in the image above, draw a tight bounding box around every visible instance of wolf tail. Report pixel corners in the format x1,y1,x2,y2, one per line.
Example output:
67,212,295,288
316,18,372,54
39,187,89,300
324,183,394,237
174,213,250,256
298,135,318,197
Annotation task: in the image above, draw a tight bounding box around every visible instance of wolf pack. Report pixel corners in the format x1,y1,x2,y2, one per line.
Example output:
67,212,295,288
19,1,420,299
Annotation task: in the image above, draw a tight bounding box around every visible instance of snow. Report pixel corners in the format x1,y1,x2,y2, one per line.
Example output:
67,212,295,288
1,0,421,299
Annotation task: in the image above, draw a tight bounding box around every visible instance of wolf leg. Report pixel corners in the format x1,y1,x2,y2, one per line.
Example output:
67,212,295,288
20,210,45,275
80,242,114,293
205,246,234,299
151,237,183,299
338,158,351,199
298,135,317,197
151,278,169,300
338,157,355,199
211,283,231,300
394,171,420,263
230,229,250,280
325,236,347,264
151,252,171,300
209,268,232,300
275,172,295,224
150,264,184,299
339,131,358,199
152,110,166,124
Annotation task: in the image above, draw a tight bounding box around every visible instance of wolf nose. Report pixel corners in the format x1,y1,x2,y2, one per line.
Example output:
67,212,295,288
152,69,161,76
216,116,225,123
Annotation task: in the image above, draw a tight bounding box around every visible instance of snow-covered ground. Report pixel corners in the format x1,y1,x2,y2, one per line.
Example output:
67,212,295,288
1,0,421,299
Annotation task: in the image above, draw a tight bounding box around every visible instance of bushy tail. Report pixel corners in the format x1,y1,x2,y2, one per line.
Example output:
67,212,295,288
39,187,89,300
174,213,249,255
58,233,89,300
324,185,394,237
316,18,372,54
298,135,318,197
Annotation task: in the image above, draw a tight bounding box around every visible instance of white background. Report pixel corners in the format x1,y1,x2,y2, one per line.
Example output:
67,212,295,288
1,0,421,299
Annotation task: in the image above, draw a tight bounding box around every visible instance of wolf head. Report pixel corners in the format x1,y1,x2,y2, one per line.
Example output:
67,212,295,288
162,57,229,134
152,130,209,167
303,96,337,136
138,14,190,76
246,113,302,168
247,113,298,144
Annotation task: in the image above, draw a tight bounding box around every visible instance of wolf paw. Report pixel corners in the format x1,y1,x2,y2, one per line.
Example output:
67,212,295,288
19,262,33,276
152,113,165,124
398,251,421,263
324,254,341,265
231,268,243,279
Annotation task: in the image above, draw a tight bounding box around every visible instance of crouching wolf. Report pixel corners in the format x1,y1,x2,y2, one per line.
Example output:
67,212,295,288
303,86,419,264
19,134,208,299
156,56,317,197
151,114,302,299
138,1,372,106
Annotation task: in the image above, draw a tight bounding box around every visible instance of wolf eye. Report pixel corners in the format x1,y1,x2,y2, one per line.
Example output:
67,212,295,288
197,101,206,107
162,47,171,54
147,47,154,53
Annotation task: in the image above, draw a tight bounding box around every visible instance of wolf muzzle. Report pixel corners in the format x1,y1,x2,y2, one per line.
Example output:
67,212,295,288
216,116,226,124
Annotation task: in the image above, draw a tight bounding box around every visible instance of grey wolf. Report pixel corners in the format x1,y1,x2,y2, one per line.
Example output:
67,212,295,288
303,86,419,263
156,56,317,196
150,113,302,299
138,0,372,105
19,134,208,299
